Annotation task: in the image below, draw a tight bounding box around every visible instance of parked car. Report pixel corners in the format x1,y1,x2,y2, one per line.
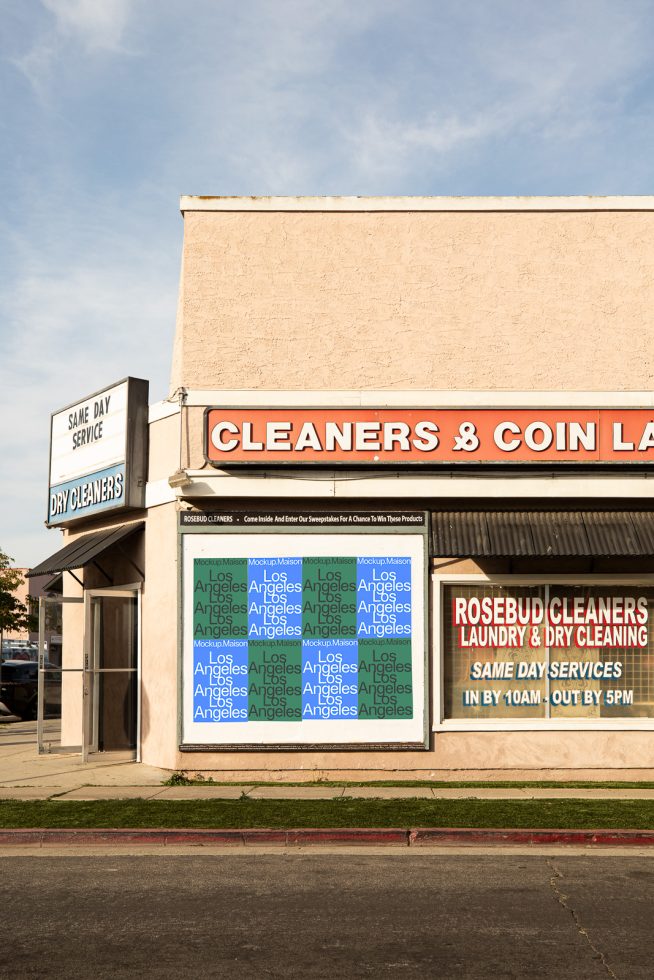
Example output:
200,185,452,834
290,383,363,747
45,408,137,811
1,641,38,663
0,661,61,721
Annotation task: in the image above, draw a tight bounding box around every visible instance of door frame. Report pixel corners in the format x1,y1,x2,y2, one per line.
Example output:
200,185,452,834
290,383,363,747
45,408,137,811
37,595,84,755
82,583,142,763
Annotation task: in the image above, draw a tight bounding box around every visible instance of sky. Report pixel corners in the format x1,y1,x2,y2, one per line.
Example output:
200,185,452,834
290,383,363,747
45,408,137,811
1,0,654,566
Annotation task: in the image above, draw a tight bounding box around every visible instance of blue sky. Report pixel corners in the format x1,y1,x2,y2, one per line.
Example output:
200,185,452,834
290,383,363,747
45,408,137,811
1,0,654,565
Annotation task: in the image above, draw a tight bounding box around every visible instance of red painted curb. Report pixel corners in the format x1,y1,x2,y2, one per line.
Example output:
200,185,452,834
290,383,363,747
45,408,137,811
0,827,409,847
0,831,46,845
285,828,408,846
163,830,246,846
409,828,654,847
1,827,653,847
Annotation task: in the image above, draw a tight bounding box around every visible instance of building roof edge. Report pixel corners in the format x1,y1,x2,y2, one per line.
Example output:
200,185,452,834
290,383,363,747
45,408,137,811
179,195,654,213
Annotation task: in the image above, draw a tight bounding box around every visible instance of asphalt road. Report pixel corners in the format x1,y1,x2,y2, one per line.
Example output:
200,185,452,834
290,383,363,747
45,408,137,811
2,852,653,978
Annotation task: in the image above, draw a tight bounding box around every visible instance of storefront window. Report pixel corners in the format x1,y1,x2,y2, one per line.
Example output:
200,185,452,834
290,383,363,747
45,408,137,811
443,583,654,722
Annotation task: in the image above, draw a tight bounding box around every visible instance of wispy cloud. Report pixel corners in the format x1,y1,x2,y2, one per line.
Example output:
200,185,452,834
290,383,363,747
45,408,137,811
344,0,652,183
12,0,138,97
3,0,654,564
352,113,498,179
42,0,136,50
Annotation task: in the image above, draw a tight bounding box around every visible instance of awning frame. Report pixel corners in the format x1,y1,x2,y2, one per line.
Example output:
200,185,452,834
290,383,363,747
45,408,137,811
27,522,145,581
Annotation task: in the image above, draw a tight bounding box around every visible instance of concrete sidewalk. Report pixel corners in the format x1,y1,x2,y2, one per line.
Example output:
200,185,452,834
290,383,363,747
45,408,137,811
4,718,654,801
0,718,167,792
5,785,654,801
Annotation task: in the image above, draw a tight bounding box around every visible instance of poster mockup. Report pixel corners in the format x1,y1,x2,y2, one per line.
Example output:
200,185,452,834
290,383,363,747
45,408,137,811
181,530,427,747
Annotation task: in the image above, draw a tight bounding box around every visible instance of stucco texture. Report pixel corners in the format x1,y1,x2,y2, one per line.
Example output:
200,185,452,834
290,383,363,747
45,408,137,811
173,731,654,781
171,209,654,393
140,502,179,768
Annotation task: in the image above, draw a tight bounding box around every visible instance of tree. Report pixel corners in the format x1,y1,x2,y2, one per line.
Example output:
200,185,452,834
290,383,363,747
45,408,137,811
0,551,32,661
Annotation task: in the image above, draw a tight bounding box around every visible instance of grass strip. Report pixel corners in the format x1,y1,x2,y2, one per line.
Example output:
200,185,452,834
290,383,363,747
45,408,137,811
1,799,654,830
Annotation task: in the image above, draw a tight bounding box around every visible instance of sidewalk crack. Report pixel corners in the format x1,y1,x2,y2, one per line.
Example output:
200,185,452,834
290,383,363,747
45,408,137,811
547,859,618,979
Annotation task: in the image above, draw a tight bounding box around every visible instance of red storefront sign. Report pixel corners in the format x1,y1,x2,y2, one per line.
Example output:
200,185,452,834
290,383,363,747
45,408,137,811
205,408,654,466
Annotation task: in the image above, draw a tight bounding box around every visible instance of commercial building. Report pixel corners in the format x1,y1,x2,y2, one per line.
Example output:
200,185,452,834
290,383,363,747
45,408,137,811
28,196,654,779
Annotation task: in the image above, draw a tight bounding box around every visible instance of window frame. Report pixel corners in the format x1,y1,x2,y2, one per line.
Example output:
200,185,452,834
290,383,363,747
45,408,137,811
433,573,654,732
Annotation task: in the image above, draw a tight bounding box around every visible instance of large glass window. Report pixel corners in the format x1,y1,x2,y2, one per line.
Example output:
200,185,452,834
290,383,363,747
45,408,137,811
443,583,654,722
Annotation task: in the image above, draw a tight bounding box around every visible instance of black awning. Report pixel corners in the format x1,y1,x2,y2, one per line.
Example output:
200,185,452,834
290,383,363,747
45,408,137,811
27,522,144,578
431,511,654,558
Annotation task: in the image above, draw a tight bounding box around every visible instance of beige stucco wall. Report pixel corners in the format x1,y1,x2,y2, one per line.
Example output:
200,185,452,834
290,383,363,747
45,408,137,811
148,411,180,482
140,501,179,768
60,571,84,747
171,206,654,394
172,731,654,782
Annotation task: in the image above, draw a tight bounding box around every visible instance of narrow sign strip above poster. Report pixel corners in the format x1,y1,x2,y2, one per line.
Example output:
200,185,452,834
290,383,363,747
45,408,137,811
205,408,654,465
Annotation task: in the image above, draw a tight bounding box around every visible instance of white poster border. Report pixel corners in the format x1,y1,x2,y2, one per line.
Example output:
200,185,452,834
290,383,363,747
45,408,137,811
181,531,427,747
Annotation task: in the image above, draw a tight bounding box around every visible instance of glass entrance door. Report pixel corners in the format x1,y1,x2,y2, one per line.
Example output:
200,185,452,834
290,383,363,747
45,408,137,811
37,595,84,755
83,586,141,762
